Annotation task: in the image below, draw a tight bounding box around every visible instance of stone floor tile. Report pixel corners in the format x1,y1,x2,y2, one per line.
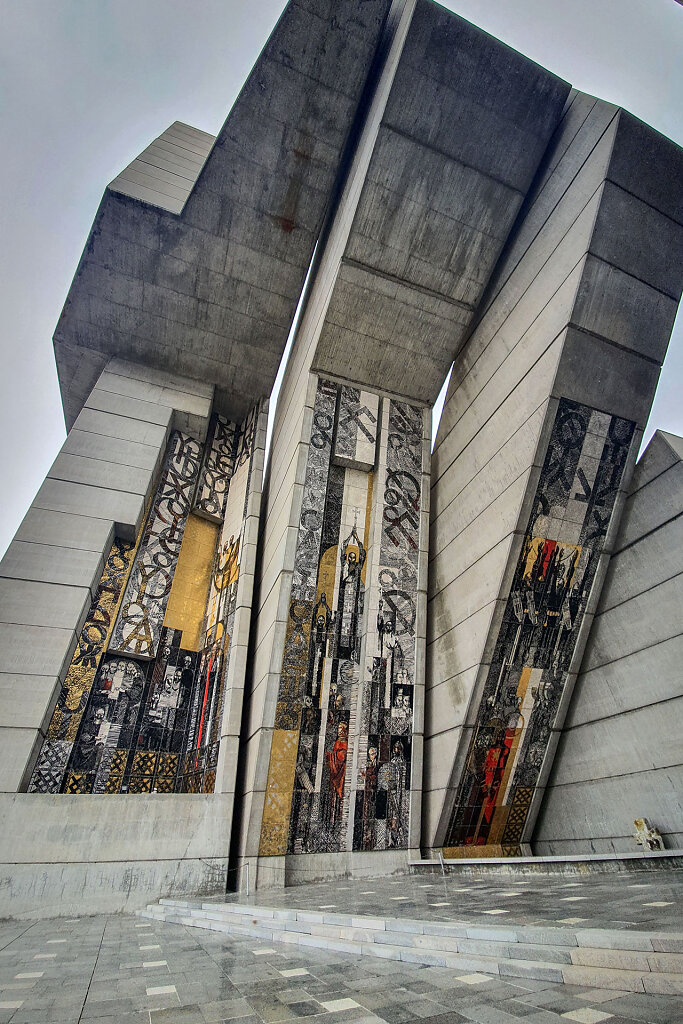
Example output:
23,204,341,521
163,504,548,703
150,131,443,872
561,1009,614,1023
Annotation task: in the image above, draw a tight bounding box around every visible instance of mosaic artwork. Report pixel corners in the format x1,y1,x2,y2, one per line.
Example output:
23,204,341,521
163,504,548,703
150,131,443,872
193,414,239,523
333,386,379,471
443,399,636,855
259,379,427,857
180,403,260,793
28,538,138,793
29,403,263,796
109,431,203,660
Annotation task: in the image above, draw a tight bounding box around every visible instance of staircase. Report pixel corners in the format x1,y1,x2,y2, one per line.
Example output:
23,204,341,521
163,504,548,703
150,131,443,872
138,898,683,994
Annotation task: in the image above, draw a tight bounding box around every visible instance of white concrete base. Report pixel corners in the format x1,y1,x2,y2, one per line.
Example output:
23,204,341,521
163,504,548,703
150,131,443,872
0,857,228,920
0,792,232,919
416,849,683,876
248,849,421,890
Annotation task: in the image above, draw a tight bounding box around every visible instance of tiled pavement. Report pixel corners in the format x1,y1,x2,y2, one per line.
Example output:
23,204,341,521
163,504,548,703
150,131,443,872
1,909,682,1024
204,869,683,934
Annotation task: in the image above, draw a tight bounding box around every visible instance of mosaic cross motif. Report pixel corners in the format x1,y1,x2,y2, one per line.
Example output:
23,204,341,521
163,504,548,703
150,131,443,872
259,378,427,857
444,398,635,855
109,431,202,660
333,386,379,471
193,414,238,523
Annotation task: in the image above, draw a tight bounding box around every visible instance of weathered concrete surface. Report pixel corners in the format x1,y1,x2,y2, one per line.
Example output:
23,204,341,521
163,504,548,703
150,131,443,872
312,0,570,403
425,94,683,853
0,794,233,918
54,0,393,429
535,431,683,854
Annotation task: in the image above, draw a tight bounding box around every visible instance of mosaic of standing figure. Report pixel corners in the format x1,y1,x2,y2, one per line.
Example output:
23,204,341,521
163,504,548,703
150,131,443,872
259,378,428,857
28,406,263,796
443,399,636,855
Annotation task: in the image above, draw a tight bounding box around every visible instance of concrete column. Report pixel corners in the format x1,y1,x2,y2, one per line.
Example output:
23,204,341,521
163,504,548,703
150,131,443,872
425,95,683,854
0,358,212,792
234,0,421,889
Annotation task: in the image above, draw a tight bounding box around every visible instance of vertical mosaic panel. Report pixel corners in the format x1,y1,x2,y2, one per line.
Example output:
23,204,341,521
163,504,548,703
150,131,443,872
333,386,379,471
109,431,202,660
259,379,426,857
180,400,261,794
443,399,635,855
28,539,138,793
193,414,238,523
30,402,263,798
352,398,423,851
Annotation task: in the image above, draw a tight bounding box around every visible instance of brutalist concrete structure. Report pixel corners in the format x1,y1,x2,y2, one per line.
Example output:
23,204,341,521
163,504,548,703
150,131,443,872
0,0,681,916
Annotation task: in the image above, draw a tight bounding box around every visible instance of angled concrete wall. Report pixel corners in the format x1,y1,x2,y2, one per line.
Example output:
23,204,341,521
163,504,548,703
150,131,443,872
0,359,213,794
534,431,683,854
236,0,422,889
426,92,683,855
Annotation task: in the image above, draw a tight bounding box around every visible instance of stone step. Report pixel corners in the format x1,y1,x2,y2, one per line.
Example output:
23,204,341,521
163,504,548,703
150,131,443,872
138,899,683,993
148,898,683,959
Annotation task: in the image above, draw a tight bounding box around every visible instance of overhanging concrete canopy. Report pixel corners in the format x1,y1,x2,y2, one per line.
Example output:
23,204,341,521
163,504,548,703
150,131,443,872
54,0,394,428
311,0,570,403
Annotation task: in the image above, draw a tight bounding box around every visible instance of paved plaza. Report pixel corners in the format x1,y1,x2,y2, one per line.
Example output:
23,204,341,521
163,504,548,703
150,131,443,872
205,869,683,934
1,870,681,1024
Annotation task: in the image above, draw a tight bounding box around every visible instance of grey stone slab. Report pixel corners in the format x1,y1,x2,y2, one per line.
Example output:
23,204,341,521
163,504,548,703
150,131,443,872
572,254,678,364
85,387,173,427
48,453,152,498
0,674,60,732
483,96,618,312
535,764,683,846
615,461,683,552
566,633,683,728
15,508,114,554
549,701,683,785
598,513,683,613
582,572,683,672
609,111,683,224
590,181,683,300
62,429,162,472
630,432,682,495
33,479,143,540
105,358,213,399
0,541,104,592
553,326,660,428
386,3,568,191
72,407,168,449
0,622,76,678
0,579,90,632
0,727,42,791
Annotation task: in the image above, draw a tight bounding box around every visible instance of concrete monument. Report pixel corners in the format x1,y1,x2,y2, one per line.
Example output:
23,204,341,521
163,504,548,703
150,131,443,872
0,0,681,916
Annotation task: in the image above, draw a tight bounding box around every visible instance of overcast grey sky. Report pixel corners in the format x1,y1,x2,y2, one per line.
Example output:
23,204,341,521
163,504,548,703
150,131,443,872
0,0,681,558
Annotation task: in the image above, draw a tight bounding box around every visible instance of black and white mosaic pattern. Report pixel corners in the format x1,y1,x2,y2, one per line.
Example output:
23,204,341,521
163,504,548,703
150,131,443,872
444,398,636,854
260,378,427,857
109,432,202,661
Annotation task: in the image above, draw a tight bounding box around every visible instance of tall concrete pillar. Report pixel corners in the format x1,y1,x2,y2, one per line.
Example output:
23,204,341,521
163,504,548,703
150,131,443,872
426,94,683,856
